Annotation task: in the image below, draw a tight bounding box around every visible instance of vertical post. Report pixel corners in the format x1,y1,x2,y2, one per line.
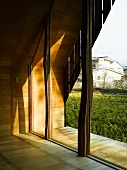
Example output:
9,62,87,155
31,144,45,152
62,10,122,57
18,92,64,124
70,48,75,90
78,0,93,156
64,59,69,102
28,65,33,132
44,13,51,139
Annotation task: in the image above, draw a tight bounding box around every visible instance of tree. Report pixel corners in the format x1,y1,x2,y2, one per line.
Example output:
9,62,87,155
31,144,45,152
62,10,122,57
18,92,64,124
102,70,108,88
114,74,127,89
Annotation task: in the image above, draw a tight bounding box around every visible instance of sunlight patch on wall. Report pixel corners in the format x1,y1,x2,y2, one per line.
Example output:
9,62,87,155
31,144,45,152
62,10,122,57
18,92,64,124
12,103,19,134
51,34,65,65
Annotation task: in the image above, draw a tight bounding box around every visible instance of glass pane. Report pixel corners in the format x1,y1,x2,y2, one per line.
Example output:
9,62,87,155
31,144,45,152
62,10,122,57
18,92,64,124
51,33,81,150
30,30,46,137
91,1,127,168
51,70,81,151
90,89,127,168
31,65,46,136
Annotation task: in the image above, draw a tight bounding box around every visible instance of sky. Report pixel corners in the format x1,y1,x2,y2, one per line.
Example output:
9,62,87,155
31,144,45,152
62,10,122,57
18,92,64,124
92,0,127,66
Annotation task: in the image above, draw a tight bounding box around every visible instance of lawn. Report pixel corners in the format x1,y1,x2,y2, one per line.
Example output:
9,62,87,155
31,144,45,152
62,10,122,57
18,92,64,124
65,89,127,143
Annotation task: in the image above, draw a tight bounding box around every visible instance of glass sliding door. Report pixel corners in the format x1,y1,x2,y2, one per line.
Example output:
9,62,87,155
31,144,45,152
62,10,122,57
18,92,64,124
51,32,81,151
30,64,46,136
29,13,51,138
28,23,46,137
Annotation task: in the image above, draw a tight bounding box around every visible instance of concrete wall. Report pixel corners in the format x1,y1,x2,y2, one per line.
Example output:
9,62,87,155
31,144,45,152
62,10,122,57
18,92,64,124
0,66,29,136
0,0,82,136
0,67,11,136
11,66,29,134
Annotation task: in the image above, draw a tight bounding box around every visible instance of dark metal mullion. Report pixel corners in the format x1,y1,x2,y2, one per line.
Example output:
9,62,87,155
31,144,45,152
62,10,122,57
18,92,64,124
28,65,32,132
47,13,51,139
74,45,76,82
44,17,48,139
44,13,51,140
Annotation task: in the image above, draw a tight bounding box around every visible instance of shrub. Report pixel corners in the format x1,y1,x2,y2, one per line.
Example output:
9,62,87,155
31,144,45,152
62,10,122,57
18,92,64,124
65,90,127,143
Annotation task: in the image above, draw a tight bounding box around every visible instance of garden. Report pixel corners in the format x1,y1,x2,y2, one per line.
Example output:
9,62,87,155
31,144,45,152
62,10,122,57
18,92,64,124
65,89,127,143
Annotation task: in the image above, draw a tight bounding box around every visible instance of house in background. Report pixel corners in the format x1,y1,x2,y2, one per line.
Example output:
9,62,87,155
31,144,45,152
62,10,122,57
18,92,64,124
92,56,125,88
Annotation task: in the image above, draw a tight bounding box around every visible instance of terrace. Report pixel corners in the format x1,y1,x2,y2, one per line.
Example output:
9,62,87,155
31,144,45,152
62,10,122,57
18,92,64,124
52,127,127,169
0,132,122,170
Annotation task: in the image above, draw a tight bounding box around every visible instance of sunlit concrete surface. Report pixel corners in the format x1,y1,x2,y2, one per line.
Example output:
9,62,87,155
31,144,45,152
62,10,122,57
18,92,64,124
0,133,115,170
52,127,127,169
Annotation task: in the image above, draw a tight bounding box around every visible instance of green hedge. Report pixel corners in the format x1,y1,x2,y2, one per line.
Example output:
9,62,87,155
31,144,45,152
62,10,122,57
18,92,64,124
65,90,127,143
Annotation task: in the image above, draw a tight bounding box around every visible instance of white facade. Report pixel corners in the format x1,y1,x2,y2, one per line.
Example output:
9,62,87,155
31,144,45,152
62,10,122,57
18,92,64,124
92,57,125,88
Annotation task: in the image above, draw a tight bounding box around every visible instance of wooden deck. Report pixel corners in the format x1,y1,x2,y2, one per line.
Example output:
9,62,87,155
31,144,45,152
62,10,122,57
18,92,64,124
52,127,127,169
0,133,116,170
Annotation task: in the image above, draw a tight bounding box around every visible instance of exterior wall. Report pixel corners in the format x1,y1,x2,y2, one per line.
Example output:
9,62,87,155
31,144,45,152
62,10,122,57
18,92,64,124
0,0,53,136
92,61,98,69
0,66,29,136
92,58,124,72
51,67,64,129
31,65,46,134
50,0,82,130
110,61,123,73
0,0,81,136
11,66,29,134
93,68,123,88
0,67,11,136
92,57,125,88
0,64,65,136
99,59,111,68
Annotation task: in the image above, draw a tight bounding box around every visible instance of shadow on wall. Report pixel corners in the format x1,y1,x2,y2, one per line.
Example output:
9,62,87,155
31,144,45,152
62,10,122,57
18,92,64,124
0,0,56,135
11,67,28,134
10,19,46,134
9,0,82,135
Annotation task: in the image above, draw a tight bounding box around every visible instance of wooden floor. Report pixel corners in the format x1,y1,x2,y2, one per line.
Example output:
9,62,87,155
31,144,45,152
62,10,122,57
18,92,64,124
52,127,127,169
0,133,117,170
